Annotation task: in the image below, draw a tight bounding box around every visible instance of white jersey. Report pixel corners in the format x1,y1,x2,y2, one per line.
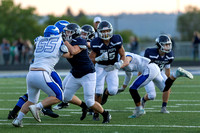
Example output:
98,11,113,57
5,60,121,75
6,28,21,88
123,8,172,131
30,35,63,73
123,52,151,73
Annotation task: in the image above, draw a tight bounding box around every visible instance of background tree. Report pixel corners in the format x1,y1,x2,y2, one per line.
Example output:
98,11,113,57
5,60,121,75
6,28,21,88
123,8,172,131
177,6,200,41
115,30,135,43
0,0,43,42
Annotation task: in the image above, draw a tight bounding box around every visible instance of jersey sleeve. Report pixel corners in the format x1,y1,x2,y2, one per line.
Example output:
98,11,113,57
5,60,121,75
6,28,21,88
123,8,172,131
71,38,88,48
144,48,150,58
90,38,100,53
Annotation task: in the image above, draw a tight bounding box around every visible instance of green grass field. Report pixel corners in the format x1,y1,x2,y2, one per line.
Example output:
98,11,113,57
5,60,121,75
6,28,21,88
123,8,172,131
0,76,200,133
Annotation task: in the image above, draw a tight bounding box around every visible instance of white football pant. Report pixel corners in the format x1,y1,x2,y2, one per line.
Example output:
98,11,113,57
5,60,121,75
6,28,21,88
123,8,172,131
95,64,119,95
63,72,96,108
27,71,64,103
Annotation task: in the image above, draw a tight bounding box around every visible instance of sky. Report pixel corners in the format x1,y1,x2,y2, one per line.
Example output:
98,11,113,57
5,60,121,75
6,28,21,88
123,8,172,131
13,0,200,16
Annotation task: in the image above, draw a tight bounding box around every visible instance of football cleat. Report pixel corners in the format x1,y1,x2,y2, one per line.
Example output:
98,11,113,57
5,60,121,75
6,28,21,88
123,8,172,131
161,107,170,114
80,108,88,120
128,108,146,118
93,113,100,121
101,88,108,105
102,111,111,124
175,67,193,79
8,111,18,119
41,107,59,118
53,102,69,110
117,87,125,94
29,105,41,122
12,118,23,127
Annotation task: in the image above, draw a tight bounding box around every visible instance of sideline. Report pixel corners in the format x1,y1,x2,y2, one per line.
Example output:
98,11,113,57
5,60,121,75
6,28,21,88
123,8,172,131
0,66,199,78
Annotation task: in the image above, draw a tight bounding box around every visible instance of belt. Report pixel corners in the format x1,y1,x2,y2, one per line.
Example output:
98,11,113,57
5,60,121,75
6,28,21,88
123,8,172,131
30,68,46,71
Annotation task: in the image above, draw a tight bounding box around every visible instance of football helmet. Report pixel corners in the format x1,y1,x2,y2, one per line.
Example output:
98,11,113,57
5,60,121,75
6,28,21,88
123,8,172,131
81,24,95,41
62,23,81,42
44,25,59,37
155,34,172,53
97,20,113,40
54,20,70,33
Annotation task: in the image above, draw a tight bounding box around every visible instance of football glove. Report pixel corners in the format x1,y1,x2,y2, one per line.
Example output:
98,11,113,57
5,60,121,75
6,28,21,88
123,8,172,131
114,60,124,69
62,32,72,43
104,65,115,72
95,52,108,62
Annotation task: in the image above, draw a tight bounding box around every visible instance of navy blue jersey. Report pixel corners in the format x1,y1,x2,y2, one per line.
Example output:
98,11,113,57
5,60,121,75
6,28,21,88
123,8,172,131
90,34,123,65
144,48,174,71
67,37,95,78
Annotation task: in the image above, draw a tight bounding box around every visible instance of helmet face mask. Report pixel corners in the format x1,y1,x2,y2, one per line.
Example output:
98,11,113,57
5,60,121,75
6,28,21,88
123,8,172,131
63,23,81,42
81,25,95,41
97,20,113,40
80,31,88,40
155,35,172,53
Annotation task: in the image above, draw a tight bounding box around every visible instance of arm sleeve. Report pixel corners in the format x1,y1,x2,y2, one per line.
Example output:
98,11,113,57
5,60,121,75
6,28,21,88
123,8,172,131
123,71,133,86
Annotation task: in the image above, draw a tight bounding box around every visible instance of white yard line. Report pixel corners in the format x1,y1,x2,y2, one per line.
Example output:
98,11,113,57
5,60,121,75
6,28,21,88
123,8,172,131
0,123,200,128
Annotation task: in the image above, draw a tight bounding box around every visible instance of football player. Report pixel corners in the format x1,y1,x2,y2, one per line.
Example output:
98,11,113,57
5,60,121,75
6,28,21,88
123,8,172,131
12,25,72,127
81,24,95,48
141,34,174,113
117,52,193,118
53,24,95,111
8,20,70,119
62,23,111,124
89,20,126,120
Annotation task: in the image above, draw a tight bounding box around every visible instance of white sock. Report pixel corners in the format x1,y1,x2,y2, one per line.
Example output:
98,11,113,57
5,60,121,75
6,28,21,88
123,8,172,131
17,111,25,121
135,106,142,110
36,102,43,109
172,72,177,78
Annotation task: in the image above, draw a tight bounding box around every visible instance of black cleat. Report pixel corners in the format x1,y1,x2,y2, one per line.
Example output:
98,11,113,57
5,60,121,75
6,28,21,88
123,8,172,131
8,111,18,119
101,88,109,105
102,111,111,124
93,113,100,121
80,108,88,120
42,108,59,118
53,102,69,110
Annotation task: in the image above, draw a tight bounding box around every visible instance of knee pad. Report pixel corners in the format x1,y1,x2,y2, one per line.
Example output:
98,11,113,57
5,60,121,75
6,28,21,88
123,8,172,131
163,78,174,92
85,99,95,108
129,89,141,103
19,93,28,102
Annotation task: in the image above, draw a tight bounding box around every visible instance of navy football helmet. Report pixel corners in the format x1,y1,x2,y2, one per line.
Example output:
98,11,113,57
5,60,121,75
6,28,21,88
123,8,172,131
155,34,172,53
44,25,59,37
62,23,81,42
97,20,113,40
54,20,70,33
81,24,95,41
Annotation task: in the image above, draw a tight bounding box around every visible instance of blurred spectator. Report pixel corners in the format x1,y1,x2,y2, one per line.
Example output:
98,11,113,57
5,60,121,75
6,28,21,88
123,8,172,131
192,31,200,61
23,39,33,64
10,41,18,65
129,36,139,54
1,38,10,65
16,38,24,64
93,16,101,37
